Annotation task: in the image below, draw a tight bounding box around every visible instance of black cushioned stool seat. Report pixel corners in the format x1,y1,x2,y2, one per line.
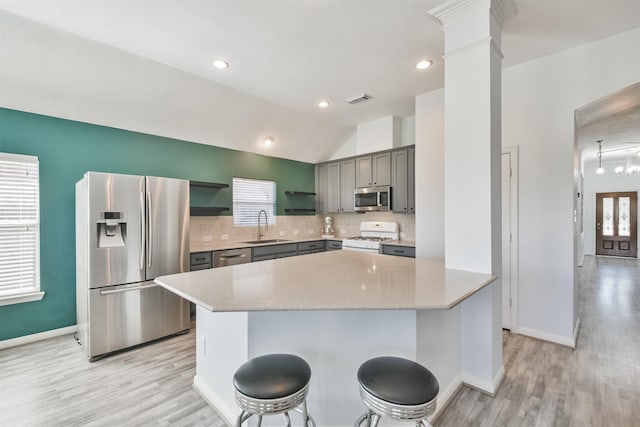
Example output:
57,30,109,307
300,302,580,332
355,357,439,427
234,353,311,399
233,353,315,427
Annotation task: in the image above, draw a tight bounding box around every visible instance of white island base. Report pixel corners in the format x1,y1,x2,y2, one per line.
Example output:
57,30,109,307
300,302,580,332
193,302,497,427
155,252,502,427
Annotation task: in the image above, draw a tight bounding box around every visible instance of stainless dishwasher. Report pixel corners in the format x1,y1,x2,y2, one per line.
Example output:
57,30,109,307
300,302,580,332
213,247,252,267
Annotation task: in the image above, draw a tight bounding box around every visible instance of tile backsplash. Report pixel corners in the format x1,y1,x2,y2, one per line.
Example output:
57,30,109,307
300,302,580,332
325,212,415,240
191,212,415,245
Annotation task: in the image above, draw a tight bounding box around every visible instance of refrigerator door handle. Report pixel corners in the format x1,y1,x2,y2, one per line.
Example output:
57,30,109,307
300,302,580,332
139,191,145,270
99,283,158,295
147,191,153,269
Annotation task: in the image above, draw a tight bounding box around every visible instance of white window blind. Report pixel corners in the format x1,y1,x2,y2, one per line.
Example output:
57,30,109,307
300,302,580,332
233,177,276,227
0,153,40,298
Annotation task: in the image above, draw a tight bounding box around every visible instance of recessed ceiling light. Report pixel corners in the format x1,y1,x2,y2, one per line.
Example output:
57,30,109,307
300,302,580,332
415,59,433,70
317,100,330,108
213,59,229,69
263,137,274,147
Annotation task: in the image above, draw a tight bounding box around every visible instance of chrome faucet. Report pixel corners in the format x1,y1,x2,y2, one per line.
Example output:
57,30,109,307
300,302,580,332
257,209,268,241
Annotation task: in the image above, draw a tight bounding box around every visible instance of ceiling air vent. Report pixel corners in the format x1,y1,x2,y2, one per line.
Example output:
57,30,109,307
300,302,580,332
345,93,373,105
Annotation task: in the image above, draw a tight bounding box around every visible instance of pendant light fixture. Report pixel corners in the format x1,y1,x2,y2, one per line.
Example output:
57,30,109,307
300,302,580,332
596,140,604,174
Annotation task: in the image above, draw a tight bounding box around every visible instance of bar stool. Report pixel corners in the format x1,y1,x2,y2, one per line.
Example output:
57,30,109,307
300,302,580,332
233,353,316,427
354,356,439,427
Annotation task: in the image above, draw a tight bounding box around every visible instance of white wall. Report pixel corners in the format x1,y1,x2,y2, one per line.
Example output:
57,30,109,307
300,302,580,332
415,89,445,259
582,159,640,256
414,28,640,345
329,115,415,160
501,28,640,344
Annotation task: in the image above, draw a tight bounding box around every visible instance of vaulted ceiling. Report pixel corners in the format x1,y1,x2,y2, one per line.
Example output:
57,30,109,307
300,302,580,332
1,1,639,162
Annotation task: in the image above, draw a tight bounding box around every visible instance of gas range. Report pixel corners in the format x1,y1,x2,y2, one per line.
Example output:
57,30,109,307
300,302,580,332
342,221,399,253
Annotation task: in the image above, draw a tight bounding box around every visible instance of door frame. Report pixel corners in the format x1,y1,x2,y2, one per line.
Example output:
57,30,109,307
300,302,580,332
502,146,520,332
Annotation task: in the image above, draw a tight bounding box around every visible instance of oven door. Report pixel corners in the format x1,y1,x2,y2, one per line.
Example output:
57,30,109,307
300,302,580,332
342,245,380,253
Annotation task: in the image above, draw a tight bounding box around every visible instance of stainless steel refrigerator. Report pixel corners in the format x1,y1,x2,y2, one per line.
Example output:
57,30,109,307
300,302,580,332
76,172,190,361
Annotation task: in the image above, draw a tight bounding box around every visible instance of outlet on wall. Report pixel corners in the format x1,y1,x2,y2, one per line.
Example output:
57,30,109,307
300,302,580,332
199,335,206,355
221,234,229,240
293,230,300,236
203,235,212,242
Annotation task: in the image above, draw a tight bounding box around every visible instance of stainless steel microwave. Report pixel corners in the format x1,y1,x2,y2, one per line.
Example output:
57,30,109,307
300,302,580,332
354,186,392,212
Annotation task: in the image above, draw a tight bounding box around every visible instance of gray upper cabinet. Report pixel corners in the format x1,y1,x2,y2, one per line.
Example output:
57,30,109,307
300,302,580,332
391,148,415,213
340,159,356,213
356,153,391,188
356,156,372,188
316,163,329,213
407,148,415,213
316,161,353,213
327,162,341,213
373,152,391,186
317,146,412,213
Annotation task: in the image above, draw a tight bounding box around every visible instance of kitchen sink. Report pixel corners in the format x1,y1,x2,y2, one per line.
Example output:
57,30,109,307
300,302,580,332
242,239,291,244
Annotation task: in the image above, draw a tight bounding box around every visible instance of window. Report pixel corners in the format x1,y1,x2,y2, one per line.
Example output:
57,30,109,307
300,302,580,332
233,177,276,226
0,153,43,306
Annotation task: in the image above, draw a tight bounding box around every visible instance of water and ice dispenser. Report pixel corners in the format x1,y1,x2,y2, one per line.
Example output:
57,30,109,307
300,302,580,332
97,211,126,248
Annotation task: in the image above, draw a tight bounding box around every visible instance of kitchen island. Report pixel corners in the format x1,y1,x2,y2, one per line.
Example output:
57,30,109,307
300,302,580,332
156,250,499,427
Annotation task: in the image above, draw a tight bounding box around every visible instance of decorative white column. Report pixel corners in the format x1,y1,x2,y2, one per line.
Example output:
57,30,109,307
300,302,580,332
428,0,516,394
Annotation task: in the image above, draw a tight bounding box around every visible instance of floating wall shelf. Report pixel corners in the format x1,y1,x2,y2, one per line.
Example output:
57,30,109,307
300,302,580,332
284,208,316,214
285,191,316,196
190,181,229,189
190,207,230,216
190,181,230,216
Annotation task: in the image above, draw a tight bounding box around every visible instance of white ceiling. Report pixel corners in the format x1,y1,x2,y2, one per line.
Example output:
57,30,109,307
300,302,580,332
577,82,640,162
1,0,640,159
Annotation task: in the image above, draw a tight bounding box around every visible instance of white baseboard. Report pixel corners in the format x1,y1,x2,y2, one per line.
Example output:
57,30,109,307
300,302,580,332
516,326,576,348
572,317,581,349
193,375,236,427
462,365,504,396
0,325,77,350
430,374,463,423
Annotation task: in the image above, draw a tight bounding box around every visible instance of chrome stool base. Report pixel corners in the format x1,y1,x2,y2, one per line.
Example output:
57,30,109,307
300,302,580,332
354,357,439,427
354,385,436,427
235,385,316,427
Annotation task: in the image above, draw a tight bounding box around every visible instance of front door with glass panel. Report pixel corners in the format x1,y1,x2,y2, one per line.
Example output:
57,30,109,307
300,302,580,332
595,192,637,258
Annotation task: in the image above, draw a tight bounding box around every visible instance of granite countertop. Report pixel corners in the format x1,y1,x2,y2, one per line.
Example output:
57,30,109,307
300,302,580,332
190,236,341,252
381,240,415,248
156,250,496,312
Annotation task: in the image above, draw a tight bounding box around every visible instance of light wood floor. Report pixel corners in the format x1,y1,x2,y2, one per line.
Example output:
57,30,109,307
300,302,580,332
1,255,638,426
436,255,640,427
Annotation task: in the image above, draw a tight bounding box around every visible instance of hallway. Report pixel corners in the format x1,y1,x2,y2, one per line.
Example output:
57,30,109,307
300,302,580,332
436,255,640,426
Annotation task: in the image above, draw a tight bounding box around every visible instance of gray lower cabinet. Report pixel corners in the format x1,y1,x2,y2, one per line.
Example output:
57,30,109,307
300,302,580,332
252,243,298,262
325,240,342,251
297,240,325,255
190,251,211,270
381,244,415,258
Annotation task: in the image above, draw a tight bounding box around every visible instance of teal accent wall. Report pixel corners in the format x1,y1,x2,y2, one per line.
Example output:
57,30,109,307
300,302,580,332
0,108,315,341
